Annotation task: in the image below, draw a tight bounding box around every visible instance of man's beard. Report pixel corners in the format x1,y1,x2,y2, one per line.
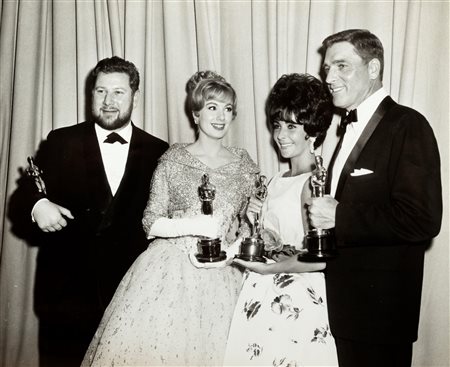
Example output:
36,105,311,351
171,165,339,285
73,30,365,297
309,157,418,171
92,103,133,131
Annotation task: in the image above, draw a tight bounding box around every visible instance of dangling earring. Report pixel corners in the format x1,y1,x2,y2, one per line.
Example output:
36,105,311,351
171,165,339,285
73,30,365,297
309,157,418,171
193,112,200,125
308,136,316,154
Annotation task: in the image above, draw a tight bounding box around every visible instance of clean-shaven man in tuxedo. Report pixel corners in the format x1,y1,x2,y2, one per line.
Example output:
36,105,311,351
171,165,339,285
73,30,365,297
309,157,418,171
12,56,168,367
308,29,442,367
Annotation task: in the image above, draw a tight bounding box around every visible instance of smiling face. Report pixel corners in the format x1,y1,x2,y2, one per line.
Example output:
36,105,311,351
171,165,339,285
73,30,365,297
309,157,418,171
194,98,234,140
92,72,139,130
323,41,380,111
272,118,309,159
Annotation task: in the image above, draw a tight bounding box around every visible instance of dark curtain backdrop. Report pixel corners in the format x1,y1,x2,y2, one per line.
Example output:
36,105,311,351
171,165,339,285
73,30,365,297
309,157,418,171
1,1,448,366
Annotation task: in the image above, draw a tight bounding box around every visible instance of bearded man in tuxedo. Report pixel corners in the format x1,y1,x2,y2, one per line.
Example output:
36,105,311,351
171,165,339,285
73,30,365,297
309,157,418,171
10,56,168,367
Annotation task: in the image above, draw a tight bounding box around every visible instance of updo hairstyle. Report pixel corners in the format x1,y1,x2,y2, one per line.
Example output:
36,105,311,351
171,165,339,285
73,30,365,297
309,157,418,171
266,73,333,149
186,70,237,119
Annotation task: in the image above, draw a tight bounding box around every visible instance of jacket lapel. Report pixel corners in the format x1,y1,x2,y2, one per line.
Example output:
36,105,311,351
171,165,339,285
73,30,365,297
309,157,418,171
112,123,140,200
83,122,113,210
335,96,394,200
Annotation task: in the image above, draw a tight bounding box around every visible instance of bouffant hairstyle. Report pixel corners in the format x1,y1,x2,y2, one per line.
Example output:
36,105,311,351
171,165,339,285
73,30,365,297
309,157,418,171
186,70,237,119
321,29,384,80
91,56,140,93
266,73,333,149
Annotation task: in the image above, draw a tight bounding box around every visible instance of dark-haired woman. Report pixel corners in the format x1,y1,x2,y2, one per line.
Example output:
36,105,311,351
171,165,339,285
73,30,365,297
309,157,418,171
224,73,338,366
82,71,259,366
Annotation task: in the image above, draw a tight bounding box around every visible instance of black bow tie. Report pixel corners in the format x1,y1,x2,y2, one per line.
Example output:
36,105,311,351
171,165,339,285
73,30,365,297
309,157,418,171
340,109,358,132
104,132,127,145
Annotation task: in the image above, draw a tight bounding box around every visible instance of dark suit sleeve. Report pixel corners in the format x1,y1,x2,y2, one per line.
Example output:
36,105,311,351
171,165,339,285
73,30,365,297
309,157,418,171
31,130,69,207
11,130,59,213
336,109,442,245
7,130,62,238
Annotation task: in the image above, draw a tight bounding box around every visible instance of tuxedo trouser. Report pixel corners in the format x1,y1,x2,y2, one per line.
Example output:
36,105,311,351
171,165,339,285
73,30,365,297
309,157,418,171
335,337,413,367
38,316,101,367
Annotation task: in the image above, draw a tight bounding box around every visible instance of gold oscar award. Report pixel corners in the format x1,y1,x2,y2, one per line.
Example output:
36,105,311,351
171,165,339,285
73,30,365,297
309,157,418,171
235,174,268,262
195,174,226,263
298,155,337,260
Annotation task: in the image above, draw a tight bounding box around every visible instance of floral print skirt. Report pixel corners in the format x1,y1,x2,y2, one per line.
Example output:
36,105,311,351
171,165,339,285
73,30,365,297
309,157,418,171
224,271,338,366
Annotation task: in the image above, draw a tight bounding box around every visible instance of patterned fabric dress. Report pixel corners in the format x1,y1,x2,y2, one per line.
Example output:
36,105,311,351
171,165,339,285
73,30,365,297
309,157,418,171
82,143,259,366
224,172,338,367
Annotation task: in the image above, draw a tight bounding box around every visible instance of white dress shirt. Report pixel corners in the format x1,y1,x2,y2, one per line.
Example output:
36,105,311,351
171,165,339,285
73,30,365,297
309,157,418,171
330,88,389,197
95,123,132,196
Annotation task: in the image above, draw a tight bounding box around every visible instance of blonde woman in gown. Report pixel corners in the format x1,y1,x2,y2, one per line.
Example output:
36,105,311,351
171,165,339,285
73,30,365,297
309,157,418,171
82,71,259,366
224,74,338,366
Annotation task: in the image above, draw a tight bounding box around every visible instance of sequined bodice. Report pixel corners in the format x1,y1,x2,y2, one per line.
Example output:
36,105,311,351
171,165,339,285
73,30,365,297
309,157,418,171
142,143,259,250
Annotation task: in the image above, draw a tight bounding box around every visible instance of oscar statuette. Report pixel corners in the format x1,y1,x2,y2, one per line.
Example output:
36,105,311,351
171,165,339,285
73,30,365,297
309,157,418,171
298,155,337,260
26,156,47,195
195,174,226,263
235,174,268,262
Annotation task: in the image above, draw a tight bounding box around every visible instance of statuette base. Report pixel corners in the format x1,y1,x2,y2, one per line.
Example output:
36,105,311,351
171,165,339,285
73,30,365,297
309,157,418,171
235,237,266,263
298,229,337,261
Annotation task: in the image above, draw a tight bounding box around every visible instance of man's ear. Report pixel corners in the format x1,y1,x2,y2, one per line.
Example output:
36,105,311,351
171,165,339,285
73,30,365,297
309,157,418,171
368,58,381,80
133,90,140,108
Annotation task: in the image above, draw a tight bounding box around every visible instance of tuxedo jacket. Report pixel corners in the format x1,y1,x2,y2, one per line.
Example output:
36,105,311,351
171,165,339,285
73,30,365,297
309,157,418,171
326,96,442,344
12,121,168,327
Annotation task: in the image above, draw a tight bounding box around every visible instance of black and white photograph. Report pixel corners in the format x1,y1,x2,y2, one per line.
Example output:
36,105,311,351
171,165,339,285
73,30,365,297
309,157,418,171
0,1,448,367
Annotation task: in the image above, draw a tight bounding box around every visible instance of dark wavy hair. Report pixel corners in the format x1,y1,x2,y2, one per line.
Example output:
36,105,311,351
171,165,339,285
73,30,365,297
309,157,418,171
266,73,333,149
91,56,140,93
321,29,384,80
186,70,237,119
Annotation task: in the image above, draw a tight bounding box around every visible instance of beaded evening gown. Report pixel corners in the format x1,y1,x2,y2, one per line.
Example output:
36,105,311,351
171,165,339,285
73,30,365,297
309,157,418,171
82,143,259,366
224,171,338,367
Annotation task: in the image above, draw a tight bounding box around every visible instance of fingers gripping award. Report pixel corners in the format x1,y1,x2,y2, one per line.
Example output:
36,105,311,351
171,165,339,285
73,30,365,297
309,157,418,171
299,155,337,260
235,174,268,262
